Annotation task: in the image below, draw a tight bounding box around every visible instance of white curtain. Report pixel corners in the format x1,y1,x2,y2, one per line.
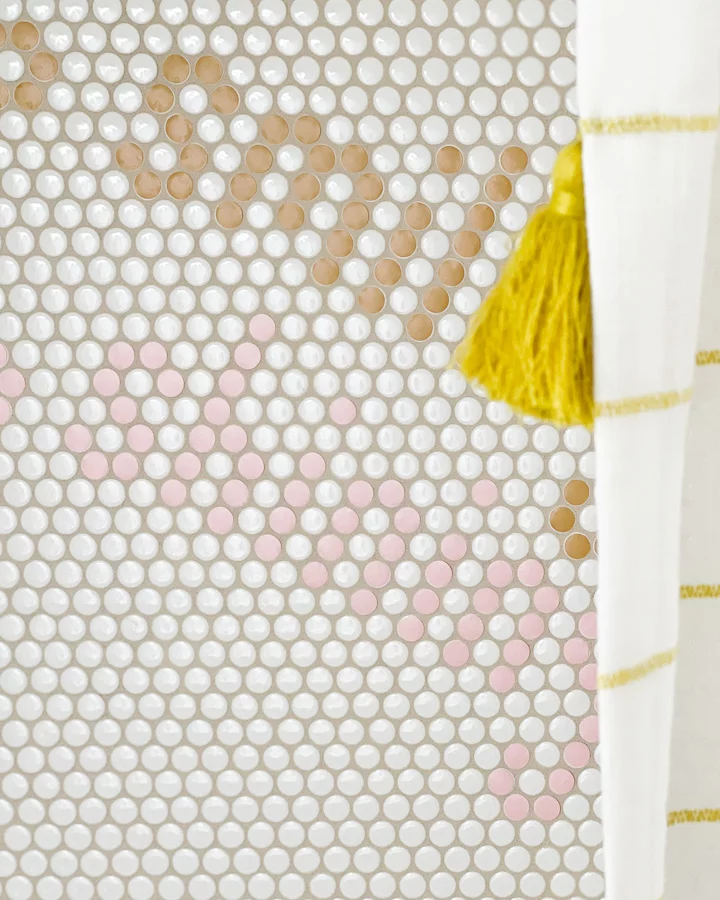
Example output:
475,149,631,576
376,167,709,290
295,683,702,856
665,122,720,899
577,1,720,897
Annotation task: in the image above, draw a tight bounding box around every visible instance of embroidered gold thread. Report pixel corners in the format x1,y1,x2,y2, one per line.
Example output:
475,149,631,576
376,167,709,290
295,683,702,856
596,647,677,690
580,113,719,136
680,584,720,599
594,388,692,419
668,809,720,826
696,350,720,366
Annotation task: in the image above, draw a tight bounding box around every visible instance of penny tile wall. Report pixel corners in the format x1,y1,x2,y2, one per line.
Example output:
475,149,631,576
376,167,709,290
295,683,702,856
0,0,602,898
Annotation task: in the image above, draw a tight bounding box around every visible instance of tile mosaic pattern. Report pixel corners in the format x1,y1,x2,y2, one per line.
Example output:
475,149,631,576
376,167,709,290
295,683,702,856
0,0,602,898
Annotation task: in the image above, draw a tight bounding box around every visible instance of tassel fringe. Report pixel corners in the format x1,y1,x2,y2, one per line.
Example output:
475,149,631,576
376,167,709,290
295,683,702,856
455,141,593,427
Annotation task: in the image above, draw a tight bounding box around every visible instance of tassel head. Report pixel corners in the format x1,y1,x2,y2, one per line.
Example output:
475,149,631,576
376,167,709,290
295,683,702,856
455,140,593,427
549,141,585,218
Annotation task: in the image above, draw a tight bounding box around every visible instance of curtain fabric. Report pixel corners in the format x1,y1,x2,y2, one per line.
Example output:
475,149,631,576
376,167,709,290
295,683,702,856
666,134,720,899
577,1,720,897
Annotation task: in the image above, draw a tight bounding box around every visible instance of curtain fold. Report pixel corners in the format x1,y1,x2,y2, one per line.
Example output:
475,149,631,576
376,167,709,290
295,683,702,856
577,1,720,897
666,122,720,900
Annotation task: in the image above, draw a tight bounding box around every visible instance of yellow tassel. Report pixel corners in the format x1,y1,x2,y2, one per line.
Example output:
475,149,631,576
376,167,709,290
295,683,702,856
455,141,593,427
